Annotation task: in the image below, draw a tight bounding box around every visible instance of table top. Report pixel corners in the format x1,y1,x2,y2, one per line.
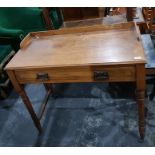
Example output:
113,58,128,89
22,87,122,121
6,22,146,70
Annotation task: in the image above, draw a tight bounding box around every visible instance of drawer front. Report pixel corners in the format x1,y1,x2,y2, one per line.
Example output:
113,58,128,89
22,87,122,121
15,66,136,84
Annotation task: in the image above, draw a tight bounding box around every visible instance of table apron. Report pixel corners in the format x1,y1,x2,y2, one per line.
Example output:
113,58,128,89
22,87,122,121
14,65,136,84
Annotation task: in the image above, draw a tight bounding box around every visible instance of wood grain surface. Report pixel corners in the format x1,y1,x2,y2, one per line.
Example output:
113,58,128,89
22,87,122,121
5,22,146,70
14,65,136,84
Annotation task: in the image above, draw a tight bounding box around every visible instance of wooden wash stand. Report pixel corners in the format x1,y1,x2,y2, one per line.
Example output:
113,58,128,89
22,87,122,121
5,22,146,140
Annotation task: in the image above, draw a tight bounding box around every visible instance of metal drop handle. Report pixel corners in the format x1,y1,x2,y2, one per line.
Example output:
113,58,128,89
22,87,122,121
36,73,49,81
94,71,109,80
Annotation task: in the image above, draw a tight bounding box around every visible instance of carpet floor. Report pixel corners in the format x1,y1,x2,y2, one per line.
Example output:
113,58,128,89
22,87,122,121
0,82,155,146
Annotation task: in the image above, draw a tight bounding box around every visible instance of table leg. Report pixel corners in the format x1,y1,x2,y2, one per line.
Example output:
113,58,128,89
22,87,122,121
44,83,49,92
136,90,145,140
43,83,53,92
18,87,42,133
7,70,42,133
136,64,145,140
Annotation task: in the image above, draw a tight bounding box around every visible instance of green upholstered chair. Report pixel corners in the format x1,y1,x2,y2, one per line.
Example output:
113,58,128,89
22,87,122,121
0,7,63,99
0,8,41,98
0,44,15,99
0,7,63,34
0,45,15,78
0,27,24,51
0,7,63,50
0,20,24,98
0,8,45,36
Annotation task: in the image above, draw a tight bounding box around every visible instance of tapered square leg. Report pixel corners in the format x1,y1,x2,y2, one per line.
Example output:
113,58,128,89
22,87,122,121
7,70,42,133
135,64,145,140
136,90,145,140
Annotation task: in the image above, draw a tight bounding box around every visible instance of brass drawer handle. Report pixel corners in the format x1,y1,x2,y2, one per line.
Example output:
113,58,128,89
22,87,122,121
36,73,49,81
94,71,109,81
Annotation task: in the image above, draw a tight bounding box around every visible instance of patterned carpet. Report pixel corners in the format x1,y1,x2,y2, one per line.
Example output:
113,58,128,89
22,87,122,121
0,82,155,147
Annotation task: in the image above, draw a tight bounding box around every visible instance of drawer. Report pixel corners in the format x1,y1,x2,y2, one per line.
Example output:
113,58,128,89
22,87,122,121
15,66,136,84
